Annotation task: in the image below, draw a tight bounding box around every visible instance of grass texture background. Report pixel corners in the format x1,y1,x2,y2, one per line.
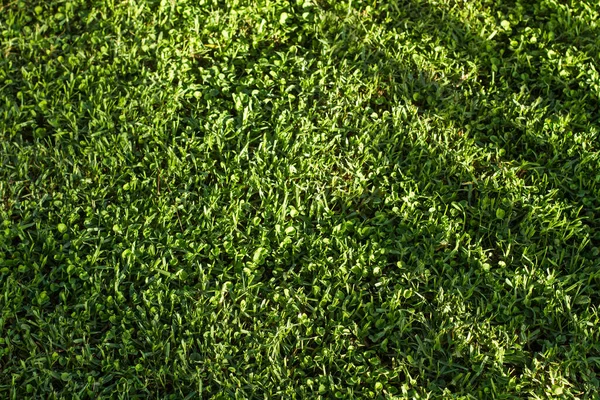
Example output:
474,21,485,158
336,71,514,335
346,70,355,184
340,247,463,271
1,0,599,398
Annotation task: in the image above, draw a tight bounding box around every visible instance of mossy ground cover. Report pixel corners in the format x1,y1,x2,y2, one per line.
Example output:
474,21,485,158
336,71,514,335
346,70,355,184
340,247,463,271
1,0,600,398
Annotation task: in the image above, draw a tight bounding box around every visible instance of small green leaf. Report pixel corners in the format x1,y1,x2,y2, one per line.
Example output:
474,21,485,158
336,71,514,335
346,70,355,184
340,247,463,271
253,247,268,264
552,386,563,396
279,12,289,24
574,296,591,305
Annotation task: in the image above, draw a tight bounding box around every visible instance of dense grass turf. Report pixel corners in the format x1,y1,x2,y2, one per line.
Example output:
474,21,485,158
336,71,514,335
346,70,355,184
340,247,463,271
1,0,600,397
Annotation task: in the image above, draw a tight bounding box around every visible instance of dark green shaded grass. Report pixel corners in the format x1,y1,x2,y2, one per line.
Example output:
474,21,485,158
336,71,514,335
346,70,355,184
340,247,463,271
1,0,599,398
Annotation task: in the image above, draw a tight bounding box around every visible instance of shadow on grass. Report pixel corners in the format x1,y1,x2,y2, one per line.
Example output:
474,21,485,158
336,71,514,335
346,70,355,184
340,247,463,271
272,0,600,394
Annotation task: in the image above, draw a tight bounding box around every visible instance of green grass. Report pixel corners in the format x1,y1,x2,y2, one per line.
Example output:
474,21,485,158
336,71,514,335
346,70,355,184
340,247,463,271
1,0,600,397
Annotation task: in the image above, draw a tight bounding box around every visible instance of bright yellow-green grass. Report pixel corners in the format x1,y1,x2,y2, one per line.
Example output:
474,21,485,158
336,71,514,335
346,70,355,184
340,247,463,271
1,0,599,398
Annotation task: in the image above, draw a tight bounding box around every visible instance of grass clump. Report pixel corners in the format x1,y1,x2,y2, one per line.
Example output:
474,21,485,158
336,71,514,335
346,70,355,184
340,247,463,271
1,0,599,398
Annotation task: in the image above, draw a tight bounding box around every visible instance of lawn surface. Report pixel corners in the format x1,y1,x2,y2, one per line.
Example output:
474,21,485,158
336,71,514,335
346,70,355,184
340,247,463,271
1,0,600,398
